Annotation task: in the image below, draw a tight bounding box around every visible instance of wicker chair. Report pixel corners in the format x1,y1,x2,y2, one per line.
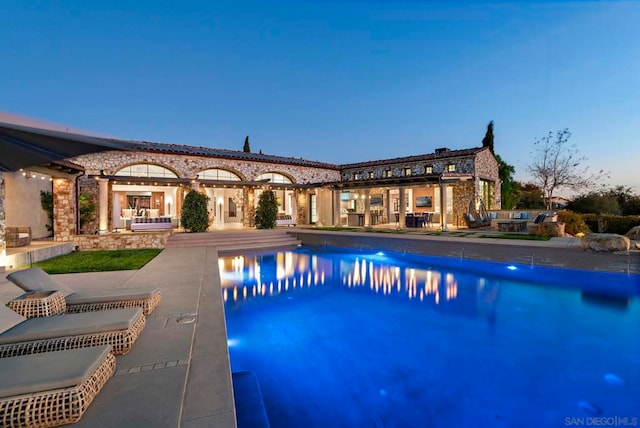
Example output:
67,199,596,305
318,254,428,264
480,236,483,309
7,267,162,316
5,226,31,248
0,345,115,427
0,305,146,357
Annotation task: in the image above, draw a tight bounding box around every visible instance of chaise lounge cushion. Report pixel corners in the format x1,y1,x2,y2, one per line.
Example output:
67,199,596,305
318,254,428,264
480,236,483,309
0,345,112,398
0,305,26,334
7,267,75,297
0,307,142,345
7,267,162,315
64,288,160,305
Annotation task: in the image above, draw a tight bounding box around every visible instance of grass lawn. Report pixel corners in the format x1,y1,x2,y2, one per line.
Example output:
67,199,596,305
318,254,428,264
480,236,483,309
34,249,162,274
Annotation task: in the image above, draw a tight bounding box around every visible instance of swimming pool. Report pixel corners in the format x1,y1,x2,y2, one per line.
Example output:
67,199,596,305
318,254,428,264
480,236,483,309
221,246,640,428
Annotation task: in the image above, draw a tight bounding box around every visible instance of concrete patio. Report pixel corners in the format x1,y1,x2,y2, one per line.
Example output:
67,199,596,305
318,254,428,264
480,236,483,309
0,245,236,428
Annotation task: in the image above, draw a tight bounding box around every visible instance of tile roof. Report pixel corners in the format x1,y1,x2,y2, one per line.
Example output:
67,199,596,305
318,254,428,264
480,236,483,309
124,140,341,170
339,147,488,169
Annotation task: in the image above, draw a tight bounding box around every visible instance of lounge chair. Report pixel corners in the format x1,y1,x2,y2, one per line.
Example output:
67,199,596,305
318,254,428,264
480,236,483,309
0,304,145,357
0,345,115,427
7,267,161,316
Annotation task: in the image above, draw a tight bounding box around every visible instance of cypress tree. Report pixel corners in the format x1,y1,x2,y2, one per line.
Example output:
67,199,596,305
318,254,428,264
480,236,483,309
482,121,495,153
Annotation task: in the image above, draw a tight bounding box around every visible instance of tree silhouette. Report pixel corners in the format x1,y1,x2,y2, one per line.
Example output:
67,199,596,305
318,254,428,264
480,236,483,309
243,136,250,153
482,121,494,153
254,190,278,229
526,129,608,209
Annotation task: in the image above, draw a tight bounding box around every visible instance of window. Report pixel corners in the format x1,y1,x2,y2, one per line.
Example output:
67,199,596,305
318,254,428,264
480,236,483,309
199,168,241,181
353,173,359,180
404,168,412,176
256,172,292,184
385,170,392,177
446,164,456,172
368,171,374,179
115,164,177,178
425,165,433,174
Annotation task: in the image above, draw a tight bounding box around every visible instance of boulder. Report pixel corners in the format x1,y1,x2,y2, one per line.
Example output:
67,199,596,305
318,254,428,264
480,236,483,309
625,225,640,241
580,233,631,252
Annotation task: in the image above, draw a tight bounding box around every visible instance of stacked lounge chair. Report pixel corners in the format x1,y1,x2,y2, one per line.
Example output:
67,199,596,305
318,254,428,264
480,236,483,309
0,266,162,426
0,346,116,427
0,304,145,357
0,292,153,426
7,267,161,316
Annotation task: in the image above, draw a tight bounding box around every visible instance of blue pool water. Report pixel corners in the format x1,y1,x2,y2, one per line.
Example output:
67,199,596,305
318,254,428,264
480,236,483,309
221,247,640,428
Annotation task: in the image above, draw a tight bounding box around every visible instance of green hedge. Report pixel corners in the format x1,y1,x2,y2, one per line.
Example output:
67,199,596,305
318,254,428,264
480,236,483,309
557,211,590,236
580,213,640,234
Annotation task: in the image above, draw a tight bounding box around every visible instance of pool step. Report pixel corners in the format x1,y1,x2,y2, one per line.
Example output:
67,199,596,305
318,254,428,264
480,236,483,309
165,229,301,253
232,371,271,428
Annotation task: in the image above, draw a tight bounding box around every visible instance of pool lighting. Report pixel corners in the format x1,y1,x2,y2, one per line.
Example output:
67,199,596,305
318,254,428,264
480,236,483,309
227,338,240,347
507,265,517,271
376,251,385,256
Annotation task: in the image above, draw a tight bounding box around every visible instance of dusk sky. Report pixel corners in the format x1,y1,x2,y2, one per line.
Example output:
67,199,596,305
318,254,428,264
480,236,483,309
2,1,639,193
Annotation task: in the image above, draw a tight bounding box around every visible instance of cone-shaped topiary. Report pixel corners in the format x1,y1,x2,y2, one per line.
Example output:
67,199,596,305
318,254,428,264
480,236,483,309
181,190,210,232
255,190,278,229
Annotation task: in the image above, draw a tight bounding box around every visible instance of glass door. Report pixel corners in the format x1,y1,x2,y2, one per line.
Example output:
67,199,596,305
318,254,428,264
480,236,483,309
310,194,317,224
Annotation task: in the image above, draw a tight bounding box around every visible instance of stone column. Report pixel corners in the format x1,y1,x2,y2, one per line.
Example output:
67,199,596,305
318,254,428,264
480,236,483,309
363,188,371,227
0,174,6,270
440,181,448,231
53,177,76,242
98,178,109,234
244,188,255,227
332,190,341,226
399,187,406,228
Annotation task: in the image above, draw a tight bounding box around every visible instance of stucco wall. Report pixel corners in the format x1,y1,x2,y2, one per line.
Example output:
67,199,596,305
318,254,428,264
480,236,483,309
4,171,53,239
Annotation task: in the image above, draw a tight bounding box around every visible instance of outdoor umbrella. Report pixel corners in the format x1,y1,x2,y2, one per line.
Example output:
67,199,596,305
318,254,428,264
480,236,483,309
0,121,135,172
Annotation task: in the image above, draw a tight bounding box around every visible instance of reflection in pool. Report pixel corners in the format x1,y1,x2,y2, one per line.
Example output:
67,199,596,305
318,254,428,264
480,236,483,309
221,247,639,428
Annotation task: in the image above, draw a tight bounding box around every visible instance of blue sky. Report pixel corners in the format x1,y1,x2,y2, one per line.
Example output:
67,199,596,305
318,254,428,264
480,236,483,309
2,1,639,192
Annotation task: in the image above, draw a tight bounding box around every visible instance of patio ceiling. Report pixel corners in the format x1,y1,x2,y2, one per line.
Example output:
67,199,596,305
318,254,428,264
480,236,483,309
0,121,135,172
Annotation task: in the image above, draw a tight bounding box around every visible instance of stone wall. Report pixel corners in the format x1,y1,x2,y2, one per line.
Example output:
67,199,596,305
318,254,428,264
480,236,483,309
73,231,170,251
70,150,341,184
340,152,479,180
53,178,77,242
474,149,501,209
78,177,99,234
0,174,5,255
453,181,475,227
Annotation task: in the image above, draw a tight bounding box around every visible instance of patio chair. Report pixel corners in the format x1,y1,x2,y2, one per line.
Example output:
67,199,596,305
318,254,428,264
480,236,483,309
0,304,145,357
7,267,161,316
0,345,115,427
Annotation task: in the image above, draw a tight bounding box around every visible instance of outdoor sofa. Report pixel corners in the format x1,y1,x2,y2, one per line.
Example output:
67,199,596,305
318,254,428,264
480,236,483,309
7,267,161,316
0,345,116,427
276,214,296,227
0,304,145,357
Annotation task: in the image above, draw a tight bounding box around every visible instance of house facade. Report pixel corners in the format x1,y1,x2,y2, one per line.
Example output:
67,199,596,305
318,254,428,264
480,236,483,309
0,122,500,261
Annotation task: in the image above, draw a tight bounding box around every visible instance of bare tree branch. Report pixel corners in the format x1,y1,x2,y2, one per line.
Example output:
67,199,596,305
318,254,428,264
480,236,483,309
526,129,609,209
